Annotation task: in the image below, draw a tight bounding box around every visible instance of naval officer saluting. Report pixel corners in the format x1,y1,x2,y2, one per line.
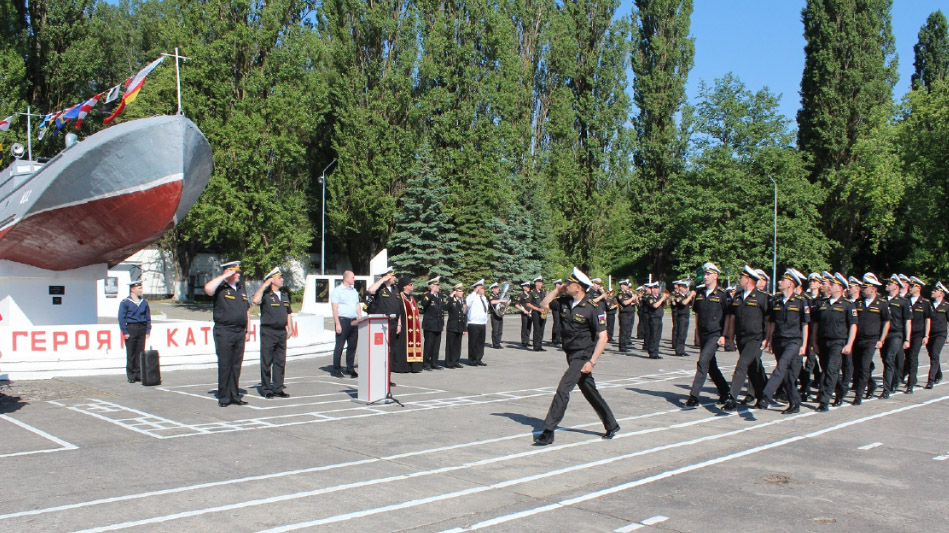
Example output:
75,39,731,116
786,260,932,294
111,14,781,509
253,267,293,398
204,260,251,407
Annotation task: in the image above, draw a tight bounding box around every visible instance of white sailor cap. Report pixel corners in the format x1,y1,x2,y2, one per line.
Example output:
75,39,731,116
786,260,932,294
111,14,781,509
263,267,282,281
935,282,948,293
452,282,464,291
909,276,925,287
886,274,902,286
898,274,911,284
782,269,803,286
128,279,143,287
822,271,834,281
754,268,770,282
673,279,690,287
221,260,241,271
725,285,736,292
619,279,630,286
848,275,862,287
742,265,760,280
591,277,602,284
645,281,660,288
791,268,807,281
635,285,645,291
695,283,706,289
520,281,531,287
533,276,543,283
566,267,593,288
472,279,485,288
703,262,721,275
833,272,849,288
553,279,563,285
377,266,395,276
862,272,882,287
488,282,498,289
808,272,822,282
427,276,441,285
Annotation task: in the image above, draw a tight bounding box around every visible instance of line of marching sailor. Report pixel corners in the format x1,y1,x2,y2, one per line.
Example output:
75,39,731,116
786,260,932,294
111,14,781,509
684,263,947,414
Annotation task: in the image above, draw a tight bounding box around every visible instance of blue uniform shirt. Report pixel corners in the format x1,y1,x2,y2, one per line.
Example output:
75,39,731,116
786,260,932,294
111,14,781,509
118,297,151,335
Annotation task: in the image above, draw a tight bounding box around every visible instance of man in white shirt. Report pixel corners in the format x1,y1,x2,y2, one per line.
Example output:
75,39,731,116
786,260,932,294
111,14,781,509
466,280,489,366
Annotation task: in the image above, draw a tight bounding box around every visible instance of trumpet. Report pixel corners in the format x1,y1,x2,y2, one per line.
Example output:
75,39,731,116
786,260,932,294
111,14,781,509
492,282,511,318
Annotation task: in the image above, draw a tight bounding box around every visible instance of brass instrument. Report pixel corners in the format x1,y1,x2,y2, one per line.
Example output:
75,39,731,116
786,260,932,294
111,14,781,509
492,282,511,318
605,290,618,310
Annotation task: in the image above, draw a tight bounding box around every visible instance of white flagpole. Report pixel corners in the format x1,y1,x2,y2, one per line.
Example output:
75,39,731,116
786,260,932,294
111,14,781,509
161,48,191,115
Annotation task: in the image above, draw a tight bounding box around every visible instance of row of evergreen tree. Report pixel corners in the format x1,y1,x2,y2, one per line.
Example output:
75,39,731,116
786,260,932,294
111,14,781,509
1,1,947,297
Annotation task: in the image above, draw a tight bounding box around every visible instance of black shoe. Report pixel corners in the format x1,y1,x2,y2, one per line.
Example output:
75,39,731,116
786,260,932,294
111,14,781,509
782,404,800,414
718,394,730,405
880,390,890,399
754,398,771,410
817,403,830,412
432,365,443,370
534,429,555,445
832,397,843,407
218,401,230,407
479,361,487,366
866,384,877,399
905,386,914,394
649,355,663,359
800,392,810,403
852,397,862,406
264,392,274,399
603,426,620,439
723,399,738,411
349,370,359,378
685,395,700,407
232,399,248,406
924,382,934,389
741,394,755,405
275,391,290,398
331,371,344,378
533,348,546,352
468,362,479,367
453,364,464,369
423,366,432,371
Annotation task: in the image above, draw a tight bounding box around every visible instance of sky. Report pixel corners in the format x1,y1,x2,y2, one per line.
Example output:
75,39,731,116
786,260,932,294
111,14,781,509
620,0,947,123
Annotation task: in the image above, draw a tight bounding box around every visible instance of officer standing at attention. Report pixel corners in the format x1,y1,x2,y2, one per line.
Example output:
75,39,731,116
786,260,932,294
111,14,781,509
850,273,889,405
118,279,151,383
528,276,548,351
723,266,770,408
205,261,251,407
533,268,620,446
419,276,445,370
926,282,948,388
488,282,505,349
686,263,732,407
549,279,564,345
880,275,911,398
253,267,293,398
444,283,467,369
617,280,637,353
515,281,533,347
811,273,858,411
670,280,693,357
905,276,932,393
753,269,809,413
466,280,490,365
642,282,667,359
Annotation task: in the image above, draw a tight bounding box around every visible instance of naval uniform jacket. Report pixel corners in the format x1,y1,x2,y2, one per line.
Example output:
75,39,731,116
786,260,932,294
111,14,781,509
930,299,948,337
213,283,249,328
692,286,730,338
445,296,467,333
909,297,933,338
814,297,856,342
770,294,810,340
419,292,445,332
885,296,912,339
558,295,606,359
260,288,291,329
855,296,889,341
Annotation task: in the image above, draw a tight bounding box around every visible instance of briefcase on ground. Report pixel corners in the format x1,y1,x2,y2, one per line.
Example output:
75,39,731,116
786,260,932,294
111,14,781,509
140,349,161,386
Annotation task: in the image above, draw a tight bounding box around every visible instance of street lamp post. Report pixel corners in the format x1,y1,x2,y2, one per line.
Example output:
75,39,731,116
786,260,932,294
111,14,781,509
320,159,337,275
768,174,777,292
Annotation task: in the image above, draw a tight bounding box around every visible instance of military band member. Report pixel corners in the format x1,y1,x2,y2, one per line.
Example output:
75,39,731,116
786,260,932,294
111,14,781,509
881,275,912,398
753,269,809,413
637,285,648,342
419,277,445,370
118,280,151,383
533,268,620,446
724,266,771,408
686,263,731,406
811,273,857,411
205,260,251,407
642,281,667,359
670,280,693,357
926,282,948,388
850,273,889,405
528,276,548,351
905,276,932,393
550,279,564,345
444,283,467,369
515,281,532,347
488,282,505,349
605,289,619,343
253,267,293,398
617,280,638,353
466,279,490,365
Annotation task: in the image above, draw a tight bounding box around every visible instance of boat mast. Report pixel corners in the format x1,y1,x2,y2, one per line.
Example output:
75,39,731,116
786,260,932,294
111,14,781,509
161,48,191,116
16,106,44,170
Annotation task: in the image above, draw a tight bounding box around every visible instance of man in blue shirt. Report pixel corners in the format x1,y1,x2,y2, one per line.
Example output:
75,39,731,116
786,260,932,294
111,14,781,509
118,280,151,383
330,270,362,378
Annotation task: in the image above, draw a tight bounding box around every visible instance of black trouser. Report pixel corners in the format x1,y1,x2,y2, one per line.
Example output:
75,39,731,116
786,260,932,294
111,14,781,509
729,336,765,400
490,314,503,347
332,317,358,373
551,310,562,343
446,331,463,366
672,312,689,355
214,325,246,403
799,344,822,394
468,324,486,364
521,313,532,345
124,322,147,381
618,312,634,351
905,333,925,388
690,333,729,398
852,338,878,400
423,330,442,368
531,312,547,349
637,310,646,339
882,333,904,392
542,353,618,433
817,339,844,404
928,334,947,384
260,325,287,393
763,338,803,406
836,350,854,400
606,312,616,342
645,314,662,357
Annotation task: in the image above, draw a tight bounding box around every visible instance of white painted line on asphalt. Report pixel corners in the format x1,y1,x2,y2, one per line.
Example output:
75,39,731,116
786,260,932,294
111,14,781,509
444,394,949,531
934,455,948,461
0,414,78,458
641,515,669,525
614,522,643,532
858,442,882,450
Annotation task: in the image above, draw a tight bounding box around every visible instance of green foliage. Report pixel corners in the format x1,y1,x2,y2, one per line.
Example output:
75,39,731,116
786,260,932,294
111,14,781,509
912,10,949,90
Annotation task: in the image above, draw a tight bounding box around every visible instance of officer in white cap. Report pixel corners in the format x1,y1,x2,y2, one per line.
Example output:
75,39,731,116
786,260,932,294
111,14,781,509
118,279,151,383
419,276,445,370
844,272,888,405
487,282,505,349
642,281,667,359
617,279,638,352
204,260,251,406
880,274,912,398
723,266,770,409
686,262,732,407
811,273,858,411
533,268,620,445
466,279,489,365
550,279,564,345
670,280,693,357
253,267,293,398
904,276,933,393
444,283,467,369
926,282,948,388
755,269,810,414
514,281,533,347
528,276,548,351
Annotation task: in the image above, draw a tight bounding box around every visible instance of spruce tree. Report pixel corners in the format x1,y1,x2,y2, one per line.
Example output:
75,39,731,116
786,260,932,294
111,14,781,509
912,10,949,90
388,141,459,280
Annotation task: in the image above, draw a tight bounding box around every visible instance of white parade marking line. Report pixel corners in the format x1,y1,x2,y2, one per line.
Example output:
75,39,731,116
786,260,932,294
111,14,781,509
614,522,643,532
858,442,882,450
641,515,669,525
0,414,78,459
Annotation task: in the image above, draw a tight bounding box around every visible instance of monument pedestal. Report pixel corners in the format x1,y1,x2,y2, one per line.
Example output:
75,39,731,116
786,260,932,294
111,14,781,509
0,260,107,327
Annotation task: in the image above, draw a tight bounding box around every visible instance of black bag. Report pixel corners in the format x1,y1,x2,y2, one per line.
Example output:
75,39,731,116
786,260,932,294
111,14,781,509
140,349,161,386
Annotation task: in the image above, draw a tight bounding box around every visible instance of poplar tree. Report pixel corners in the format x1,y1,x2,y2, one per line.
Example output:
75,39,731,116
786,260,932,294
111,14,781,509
912,10,949,90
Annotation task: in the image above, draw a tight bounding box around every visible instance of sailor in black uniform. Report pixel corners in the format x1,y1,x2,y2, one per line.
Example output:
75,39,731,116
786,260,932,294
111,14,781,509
811,273,857,411
528,276,547,351
204,260,251,407
444,283,467,369
550,279,563,345
253,267,293,398
905,276,933,393
723,265,770,408
686,262,732,406
419,276,445,369
488,282,504,348
849,272,889,405
880,274,912,398
515,282,532,347
926,282,948,388
118,279,151,383
755,269,809,413
617,280,637,353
